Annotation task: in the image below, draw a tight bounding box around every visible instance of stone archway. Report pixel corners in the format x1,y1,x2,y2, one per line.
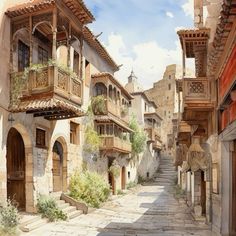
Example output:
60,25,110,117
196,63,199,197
6,124,34,212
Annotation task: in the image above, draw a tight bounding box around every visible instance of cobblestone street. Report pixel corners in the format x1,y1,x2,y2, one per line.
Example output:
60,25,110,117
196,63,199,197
23,157,212,236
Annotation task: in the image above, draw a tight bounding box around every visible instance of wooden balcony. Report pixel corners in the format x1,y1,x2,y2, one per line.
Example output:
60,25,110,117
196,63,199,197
153,140,162,150
99,136,132,153
10,65,83,120
145,127,160,142
182,77,214,121
93,98,129,123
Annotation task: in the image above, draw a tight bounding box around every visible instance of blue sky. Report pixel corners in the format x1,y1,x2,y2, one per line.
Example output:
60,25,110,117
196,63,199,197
84,0,194,89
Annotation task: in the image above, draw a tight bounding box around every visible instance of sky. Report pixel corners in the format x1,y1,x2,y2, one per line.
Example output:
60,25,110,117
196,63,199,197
84,0,194,89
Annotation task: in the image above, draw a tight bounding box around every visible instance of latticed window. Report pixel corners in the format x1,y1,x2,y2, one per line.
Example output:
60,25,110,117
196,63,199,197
36,128,46,148
18,40,29,72
38,46,48,64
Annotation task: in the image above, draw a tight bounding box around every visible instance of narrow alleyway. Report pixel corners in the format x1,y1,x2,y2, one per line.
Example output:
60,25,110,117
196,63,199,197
23,156,212,236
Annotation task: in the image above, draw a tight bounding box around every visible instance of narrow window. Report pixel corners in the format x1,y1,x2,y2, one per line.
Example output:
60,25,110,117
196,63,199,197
73,51,80,75
128,171,130,179
36,128,46,148
38,46,48,64
169,75,171,79
70,122,80,144
18,40,29,72
168,84,171,90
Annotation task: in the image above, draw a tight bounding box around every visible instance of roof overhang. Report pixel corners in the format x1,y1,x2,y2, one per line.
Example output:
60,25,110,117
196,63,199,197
6,0,95,25
177,28,210,58
9,97,85,120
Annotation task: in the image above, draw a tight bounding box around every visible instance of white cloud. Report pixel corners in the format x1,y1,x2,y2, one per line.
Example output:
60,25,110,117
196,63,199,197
166,11,174,18
105,33,183,89
182,0,194,19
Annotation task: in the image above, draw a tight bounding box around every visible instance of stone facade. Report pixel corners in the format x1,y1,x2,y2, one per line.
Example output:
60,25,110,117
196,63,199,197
145,64,185,157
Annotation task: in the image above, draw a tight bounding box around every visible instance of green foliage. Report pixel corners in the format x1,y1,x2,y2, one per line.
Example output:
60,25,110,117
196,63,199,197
84,125,101,153
91,95,107,115
37,195,67,222
138,175,145,184
126,181,137,189
0,199,20,236
69,170,110,208
108,160,120,178
117,189,125,195
129,115,147,155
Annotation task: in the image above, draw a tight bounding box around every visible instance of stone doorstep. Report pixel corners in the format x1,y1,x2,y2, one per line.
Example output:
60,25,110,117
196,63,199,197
19,213,48,232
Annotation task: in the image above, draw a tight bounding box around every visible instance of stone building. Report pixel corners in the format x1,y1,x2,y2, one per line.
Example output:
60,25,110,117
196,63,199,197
0,0,134,213
145,64,183,157
125,71,162,180
176,0,236,235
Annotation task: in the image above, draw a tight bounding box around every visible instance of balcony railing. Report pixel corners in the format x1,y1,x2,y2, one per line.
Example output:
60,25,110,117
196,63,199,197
99,136,132,153
144,127,160,142
92,97,129,123
10,65,82,106
183,77,210,104
10,65,83,119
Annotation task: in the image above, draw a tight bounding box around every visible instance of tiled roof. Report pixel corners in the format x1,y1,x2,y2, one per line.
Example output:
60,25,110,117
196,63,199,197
6,0,95,24
83,27,119,71
92,72,133,100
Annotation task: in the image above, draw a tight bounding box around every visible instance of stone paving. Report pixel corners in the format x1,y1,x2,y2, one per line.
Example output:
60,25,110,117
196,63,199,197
21,157,213,236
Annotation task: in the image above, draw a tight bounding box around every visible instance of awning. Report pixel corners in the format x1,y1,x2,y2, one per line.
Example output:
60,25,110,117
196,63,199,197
9,97,85,120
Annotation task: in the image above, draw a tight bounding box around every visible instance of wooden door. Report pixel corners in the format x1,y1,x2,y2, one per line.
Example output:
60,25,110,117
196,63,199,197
121,167,126,190
52,141,63,192
201,171,206,215
231,141,236,235
7,128,25,210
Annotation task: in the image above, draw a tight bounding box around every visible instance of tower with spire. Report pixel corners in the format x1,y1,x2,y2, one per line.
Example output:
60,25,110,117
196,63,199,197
125,70,143,93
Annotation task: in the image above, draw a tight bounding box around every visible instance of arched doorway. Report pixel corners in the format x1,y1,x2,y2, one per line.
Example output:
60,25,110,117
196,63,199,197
121,166,126,190
7,128,26,210
52,141,66,192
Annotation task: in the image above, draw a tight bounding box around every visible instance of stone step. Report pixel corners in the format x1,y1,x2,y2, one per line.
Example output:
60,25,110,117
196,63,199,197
57,201,70,209
61,205,77,214
20,218,48,232
67,209,83,219
19,214,41,227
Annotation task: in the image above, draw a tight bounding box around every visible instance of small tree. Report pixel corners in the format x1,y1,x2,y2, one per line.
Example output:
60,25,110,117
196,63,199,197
129,115,147,155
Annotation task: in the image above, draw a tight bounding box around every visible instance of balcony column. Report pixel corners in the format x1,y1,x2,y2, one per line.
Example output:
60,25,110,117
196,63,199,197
182,49,186,77
67,23,71,68
29,15,33,66
52,8,57,62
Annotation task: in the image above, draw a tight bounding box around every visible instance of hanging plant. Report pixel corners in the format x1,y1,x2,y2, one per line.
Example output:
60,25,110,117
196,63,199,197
91,95,107,115
108,160,120,178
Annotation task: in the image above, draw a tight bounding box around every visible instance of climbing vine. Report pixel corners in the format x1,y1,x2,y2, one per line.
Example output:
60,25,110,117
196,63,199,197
83,103,101,155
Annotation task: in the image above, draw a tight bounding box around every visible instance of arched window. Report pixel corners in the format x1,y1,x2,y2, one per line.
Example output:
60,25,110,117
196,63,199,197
109,85,113,99
94,83,107,96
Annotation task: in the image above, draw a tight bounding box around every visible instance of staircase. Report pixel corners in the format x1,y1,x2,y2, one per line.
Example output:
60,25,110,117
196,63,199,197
20,194,83,232
155,155,177,186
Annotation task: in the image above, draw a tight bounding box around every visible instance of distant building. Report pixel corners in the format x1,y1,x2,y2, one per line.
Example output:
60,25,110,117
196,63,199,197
125,71,162,180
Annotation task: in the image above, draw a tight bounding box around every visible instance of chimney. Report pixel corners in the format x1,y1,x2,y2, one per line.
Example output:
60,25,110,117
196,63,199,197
194,0,203,28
